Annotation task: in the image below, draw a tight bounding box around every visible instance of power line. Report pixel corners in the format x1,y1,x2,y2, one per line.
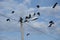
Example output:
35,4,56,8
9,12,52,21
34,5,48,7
0,13,58,40
0,13,17,21
25,23,58,40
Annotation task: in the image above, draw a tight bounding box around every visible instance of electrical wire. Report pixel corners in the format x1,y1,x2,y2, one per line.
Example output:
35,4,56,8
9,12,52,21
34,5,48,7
25,23,58,40
0,13,58,40
0,13,17,21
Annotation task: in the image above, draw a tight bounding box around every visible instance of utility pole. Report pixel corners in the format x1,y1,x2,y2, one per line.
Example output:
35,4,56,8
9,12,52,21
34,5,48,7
19,17,24,40
0,4,58,40
19,13,40,40
19,5,40,40
20,22,24,40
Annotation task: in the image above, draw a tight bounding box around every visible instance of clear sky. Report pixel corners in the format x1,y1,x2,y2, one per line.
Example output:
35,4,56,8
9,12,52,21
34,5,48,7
0,0,60,40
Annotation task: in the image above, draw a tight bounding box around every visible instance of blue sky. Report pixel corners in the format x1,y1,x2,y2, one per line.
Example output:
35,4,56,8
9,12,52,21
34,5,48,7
0,0,60,40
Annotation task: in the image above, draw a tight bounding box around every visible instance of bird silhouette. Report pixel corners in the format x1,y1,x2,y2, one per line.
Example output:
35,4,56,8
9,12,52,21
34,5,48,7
37,12,40,16
19,17,23,23
26,33,30,36
29,14,31,19
12,11,14,13
6,19,10,21
48,21,54,27
24,19,28,22
36,5,40,8
25,16,29,19
53,2,58,8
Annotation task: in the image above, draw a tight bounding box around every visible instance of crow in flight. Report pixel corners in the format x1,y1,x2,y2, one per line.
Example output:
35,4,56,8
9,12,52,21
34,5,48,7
36,5,40,8
48,21,54,27
26,33,30,36
53,2,58,8
12,11,14,13
6,19,10,21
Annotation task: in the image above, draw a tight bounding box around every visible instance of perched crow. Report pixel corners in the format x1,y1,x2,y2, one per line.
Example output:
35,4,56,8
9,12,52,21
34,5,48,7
48,21,54,27
37,12,40,16
36,5,40,8
12,11,14,13
29,14,31,18
25,16,29,19
26,33,30,36
19,17,23,23
6,19,10,21
53,2,58,8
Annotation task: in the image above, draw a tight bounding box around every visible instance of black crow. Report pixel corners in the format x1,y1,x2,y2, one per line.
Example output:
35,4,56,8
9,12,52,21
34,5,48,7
29,14,31,18
36,5,40,8
12,11,14,13
24,19,28,22
25,16,29,19
37,12,40,16
53,2,58,8
6,19,10,21
19,17,23,23
49,21,54,24
26,33,30,36
48,21,54,27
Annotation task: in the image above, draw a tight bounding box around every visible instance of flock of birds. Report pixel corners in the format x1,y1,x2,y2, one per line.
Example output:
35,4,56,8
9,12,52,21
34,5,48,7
5,2,58,36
